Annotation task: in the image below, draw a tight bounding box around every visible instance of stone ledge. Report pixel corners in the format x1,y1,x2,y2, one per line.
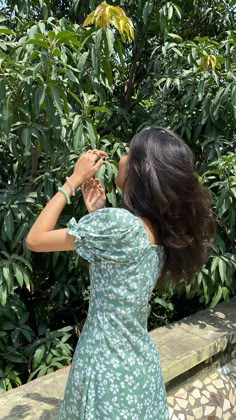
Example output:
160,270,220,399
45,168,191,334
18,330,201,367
0,297,235,419
0,366,70,420
150,297,236,383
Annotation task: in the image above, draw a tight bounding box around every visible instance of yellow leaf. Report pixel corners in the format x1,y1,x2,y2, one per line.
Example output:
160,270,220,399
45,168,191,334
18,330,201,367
95,4,108,28
110,5,126,18
200,55,210,70
112,15,121,33
209,55,217,71
83,10,95,27
83,2,135,43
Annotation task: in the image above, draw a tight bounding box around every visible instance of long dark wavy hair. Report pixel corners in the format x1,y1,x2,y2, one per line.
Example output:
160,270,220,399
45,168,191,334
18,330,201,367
123,127,215,285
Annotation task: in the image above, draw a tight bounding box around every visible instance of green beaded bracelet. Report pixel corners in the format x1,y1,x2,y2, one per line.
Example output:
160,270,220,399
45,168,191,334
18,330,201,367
58,187,71,205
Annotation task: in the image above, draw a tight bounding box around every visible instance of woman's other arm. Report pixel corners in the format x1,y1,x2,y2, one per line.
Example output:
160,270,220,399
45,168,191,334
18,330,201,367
25,150,107,253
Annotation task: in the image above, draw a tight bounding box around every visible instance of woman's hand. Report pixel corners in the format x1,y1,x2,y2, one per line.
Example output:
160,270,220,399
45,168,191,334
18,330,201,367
82,178,106,213
71,149,108,187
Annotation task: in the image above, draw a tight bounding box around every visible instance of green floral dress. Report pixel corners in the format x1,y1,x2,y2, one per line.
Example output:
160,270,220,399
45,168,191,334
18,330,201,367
58,208,169,420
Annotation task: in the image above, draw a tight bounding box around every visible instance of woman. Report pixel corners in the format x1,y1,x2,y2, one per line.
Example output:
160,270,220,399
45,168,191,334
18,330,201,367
26,127,215,420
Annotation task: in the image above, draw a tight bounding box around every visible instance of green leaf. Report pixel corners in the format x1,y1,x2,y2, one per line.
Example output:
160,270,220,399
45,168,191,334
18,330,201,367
115,39,124,67
86,120,97,149
107,186,117,207
25,39,48,49
55,31,80,43
2,94,13,136
95,164,106,189
222,287,230,302
0,27,15,35
166,78,172,89
38,85,47,108
48,31,55,40
0,284,7,305
66,70,79,84
23,272,31,289
42,4,48,20
231,84,236,105
142,1,154,25
21,128,32,150
19,312,29,325
210,256,219,274
73,123,84,152
11,255,32,271
88,106,111,114
12,223,28,250
168,33,183,41
1,321,15,330
72,115,81,131
2,266,10,282
50,86,63,113
28,367,41,382
57,326,73,333
39,366,50,377
173,4,181,19
168,5,173,20
105,29,115,55
4,267,13,292
77,52,89,73
32,345,46,370
52,47,61,57
202,277,210,305
210,286,222,308
12,264,24,288
103,58,113,87
4,210,14,241
218,258,227,283
153,296,173,310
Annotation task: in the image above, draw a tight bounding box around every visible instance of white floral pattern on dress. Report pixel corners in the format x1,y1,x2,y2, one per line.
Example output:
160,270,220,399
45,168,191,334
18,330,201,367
57,208,169,420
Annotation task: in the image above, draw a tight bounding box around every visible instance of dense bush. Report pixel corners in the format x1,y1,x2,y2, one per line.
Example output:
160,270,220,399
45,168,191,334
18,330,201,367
0,0,235,391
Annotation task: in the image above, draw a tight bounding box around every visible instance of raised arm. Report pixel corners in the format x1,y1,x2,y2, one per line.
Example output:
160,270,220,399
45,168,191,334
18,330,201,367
25,149,107,253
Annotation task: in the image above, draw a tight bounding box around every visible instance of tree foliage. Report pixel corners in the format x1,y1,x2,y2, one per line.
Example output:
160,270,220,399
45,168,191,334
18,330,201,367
0,0,235,390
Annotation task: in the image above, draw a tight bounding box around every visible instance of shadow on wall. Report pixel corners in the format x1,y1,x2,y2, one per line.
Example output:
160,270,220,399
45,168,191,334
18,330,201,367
163,299,236,333
1,392,61,420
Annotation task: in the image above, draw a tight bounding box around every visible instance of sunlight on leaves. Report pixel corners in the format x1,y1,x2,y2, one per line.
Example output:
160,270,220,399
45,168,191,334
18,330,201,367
83,3,135,43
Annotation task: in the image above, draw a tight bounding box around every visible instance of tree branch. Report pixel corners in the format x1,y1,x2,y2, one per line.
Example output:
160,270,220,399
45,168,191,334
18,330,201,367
124,38,145,105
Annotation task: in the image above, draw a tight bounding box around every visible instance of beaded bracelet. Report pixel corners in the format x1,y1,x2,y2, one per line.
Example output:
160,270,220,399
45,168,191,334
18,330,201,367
58,187,71,205
66,176,75,196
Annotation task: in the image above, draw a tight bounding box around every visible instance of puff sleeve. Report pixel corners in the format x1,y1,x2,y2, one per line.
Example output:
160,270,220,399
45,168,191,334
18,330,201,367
67,208,153,263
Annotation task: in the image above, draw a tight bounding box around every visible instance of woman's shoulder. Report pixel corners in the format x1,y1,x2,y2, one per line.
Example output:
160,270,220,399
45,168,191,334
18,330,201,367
72,208,138,235
95,207,134,218
91,207,138,226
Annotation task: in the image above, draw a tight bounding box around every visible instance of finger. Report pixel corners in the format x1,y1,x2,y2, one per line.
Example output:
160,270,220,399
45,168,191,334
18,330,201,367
92,149,108,158
94,158,105,172
87,188,102,207
87,187,95,201
88,178,95,189
97,182,105,192
94,178,101,188
87,179,95,189
82,188,89,201
92,181,101,193
82,182,89,193
89,187,100,201
101,190,106,200
82,181,91,194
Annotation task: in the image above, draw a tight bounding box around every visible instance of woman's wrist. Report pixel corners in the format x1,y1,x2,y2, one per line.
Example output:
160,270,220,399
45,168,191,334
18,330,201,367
67,173,83,190
60,174,83,200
